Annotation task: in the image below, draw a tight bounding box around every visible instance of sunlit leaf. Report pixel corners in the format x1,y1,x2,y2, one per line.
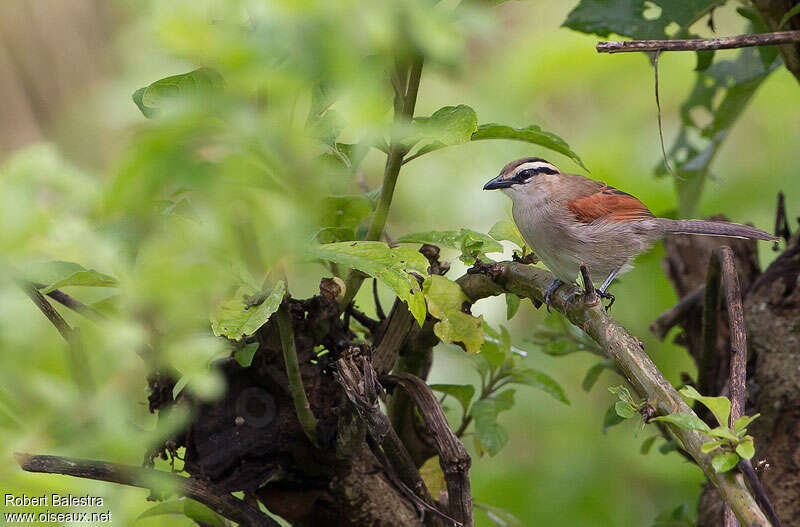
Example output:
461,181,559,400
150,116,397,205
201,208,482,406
735,436,755,460
309,242,429,325
132,68,224,118
399,229,502,264
679,385,730,428
234,342,259,368
211,281,286,340
733,413,760,433
701,440,722,454
708,426,738,442
25,260,118,294
651,412,711,433
183,499,229,527
411,104,478,156
488,220,526,251
510,367,569,404
615,401,637,419
424,275,483,352
505,293,521,320
320,195,375,229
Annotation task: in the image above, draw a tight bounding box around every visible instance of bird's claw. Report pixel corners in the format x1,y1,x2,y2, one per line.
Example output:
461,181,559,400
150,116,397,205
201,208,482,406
564,287,583,309
597,290,615,311
544,278,563,313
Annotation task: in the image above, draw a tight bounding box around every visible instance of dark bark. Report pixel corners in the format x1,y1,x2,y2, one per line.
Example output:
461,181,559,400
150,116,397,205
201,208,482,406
658,216,800,527
750,1,800,84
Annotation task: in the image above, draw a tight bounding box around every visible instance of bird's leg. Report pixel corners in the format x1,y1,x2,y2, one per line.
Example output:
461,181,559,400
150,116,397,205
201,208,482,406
597,268,620,311
543,278,564,313
563,285,584,309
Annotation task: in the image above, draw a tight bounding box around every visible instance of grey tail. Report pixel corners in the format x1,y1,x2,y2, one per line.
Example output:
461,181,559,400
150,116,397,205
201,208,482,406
656,218,776,242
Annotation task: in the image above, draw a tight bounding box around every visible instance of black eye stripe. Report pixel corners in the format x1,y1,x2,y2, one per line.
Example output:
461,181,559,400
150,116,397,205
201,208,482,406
511,166,557,182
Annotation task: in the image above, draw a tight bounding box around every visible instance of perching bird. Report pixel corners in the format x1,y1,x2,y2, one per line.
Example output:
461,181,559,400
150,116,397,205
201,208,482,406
483,157,776,309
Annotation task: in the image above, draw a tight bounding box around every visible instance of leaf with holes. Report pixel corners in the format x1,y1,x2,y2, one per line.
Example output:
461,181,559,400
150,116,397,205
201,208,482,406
211,281,286,340
309,242,429,325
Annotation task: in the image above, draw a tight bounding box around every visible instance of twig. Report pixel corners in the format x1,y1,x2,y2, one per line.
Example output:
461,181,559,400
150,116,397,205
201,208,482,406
703,247,781,527
650,285,705,340
372,300,417,375
341,57,424,307
579,263,599,306
32,283,107,321
373,279,386,321
334,357,454,526
383,373,473,527
348,305,380,332
14,453,280,527
17,280,94,393
773,192,790,250
653,50,677,179
455,261,772,527
276,303,318,445
597,30,800,53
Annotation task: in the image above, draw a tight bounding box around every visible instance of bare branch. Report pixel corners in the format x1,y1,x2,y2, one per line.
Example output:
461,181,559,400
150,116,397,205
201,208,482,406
456,261,772,527
579,263,599,306
372,300,417,375
15,453,281,527
597,30,800,54
383,373,472,527
650,285,705,341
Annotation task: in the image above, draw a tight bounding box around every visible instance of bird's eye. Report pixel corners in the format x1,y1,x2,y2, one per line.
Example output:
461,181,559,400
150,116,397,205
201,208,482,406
517,169,533,181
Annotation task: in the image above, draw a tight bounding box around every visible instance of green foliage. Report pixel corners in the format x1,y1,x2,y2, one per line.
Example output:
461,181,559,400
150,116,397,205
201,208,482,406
488,220,527,254
431,384,475,413
137,498,229,526
133,68,224,119
399,228,503,264
650,504,695,527
581,359,616,392
210,281,286,340
505,293,521,320
472,389,515,456
24,260,117,293
679,386,730,428
309,242,429,324
471,124,585,170
475,502,524,527
424,275,484,353
524,316,602,356
234,342,259,368
412,104,478,157
779,3,800,28
509,366,570,405
711,451,739,473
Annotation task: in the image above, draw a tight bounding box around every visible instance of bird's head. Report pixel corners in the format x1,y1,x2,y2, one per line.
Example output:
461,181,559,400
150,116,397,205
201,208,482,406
483,157,561,198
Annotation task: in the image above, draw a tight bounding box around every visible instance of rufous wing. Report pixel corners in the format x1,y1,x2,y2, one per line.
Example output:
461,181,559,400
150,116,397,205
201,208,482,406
566,185,653,223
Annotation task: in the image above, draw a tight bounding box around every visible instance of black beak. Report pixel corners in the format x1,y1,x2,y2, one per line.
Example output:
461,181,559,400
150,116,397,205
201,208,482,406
483,175,513,190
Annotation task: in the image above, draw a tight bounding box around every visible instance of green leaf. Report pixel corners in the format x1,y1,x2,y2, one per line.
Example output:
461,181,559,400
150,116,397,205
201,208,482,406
510,367,570,404
424,275,484,352
26,260,118,293
132,68,224,118
472,123,585,169
779,3,800,28
211,281,286,340
411,105,478,156
430,384,475,413
505,293,521,320
582,360,614,392
658,441,679,455
615,401,637,419
640,435,658,455
308,242,429,325
399,229,502,264
471,390,515,456
680,386,730,428
603,404,625,433
488,220,527,251
608,385,635,406
234,342,259,368
733,413,760,433
651,503,695,527
708,426,738,442
183,500,228,527
320,195,375,229
701,440,723,454
735,436,755,460
712,451,740,473
136,500,185,521
480,336,506,370
651,412,711,433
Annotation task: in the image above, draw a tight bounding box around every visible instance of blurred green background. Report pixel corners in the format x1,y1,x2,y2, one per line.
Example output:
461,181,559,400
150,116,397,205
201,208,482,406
1,0,797,525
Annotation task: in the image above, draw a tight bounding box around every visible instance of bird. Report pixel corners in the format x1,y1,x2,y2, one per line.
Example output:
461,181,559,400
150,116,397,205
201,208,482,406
483,157,776,310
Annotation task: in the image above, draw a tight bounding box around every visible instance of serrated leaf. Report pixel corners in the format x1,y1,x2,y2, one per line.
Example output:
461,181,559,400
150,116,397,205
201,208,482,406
615,401,637,419
211,281,286,340
234,342,259,368
640,435,658,455
132,68,224,118
488,220,526,251
603,404,625,433
430,384,475,413
471,390,515,456
735,436,755,460
424,275,484,352
26,260,118,293
399,229,502,264
680,385,730,428
651,412,711,433
308,242,429,325
733,413,760,433
701,440,723,454
712,451,740,473
505,293,521,320
510,367,569,404
472,123,585,169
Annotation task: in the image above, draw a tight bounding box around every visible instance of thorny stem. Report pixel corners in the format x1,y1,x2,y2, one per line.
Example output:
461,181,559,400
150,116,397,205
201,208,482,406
341,57,424,308
277,303,318,445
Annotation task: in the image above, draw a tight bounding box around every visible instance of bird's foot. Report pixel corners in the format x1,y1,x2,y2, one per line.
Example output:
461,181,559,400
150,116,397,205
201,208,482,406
544,278,564,313
597,290,615,312
564,286,584,310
